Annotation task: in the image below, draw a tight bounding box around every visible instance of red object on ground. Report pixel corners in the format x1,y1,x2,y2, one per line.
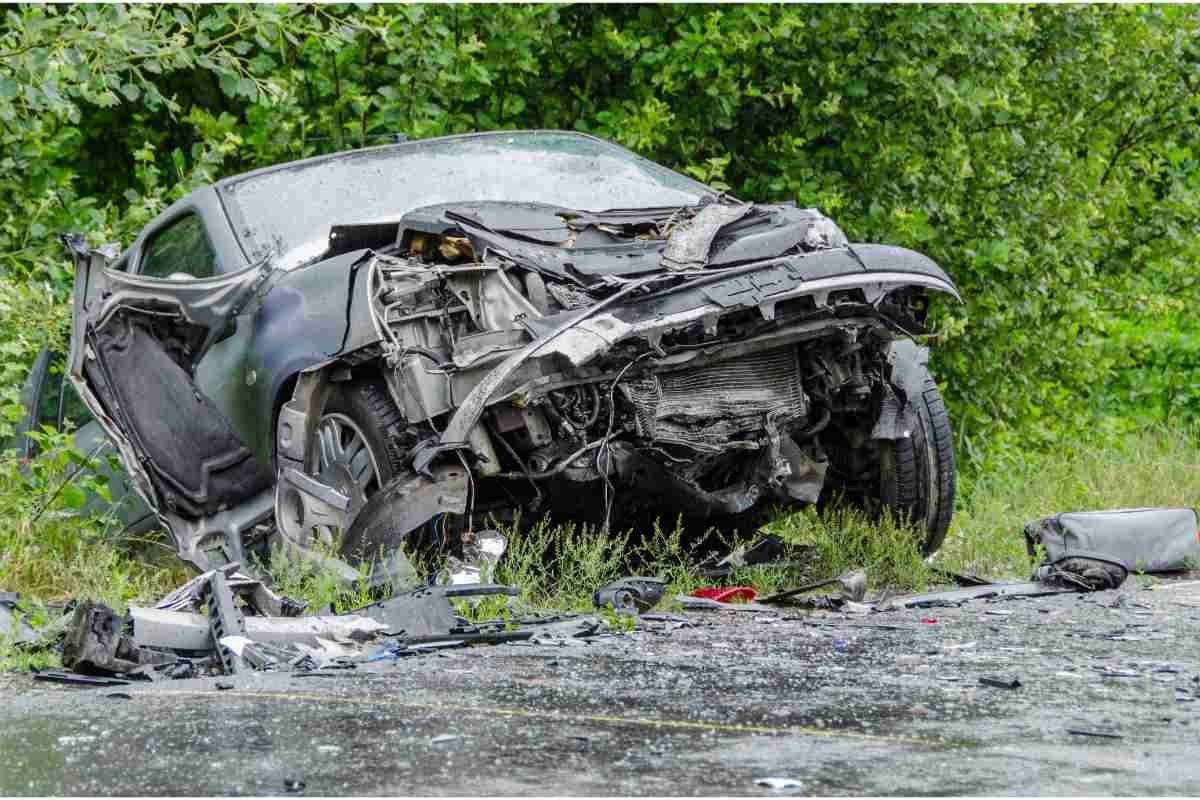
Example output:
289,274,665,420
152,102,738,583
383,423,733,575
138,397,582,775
920,618,939,624
691,586,758,603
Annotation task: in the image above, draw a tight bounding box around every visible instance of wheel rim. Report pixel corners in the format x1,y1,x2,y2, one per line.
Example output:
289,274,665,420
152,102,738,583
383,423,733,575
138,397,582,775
308,412,382,545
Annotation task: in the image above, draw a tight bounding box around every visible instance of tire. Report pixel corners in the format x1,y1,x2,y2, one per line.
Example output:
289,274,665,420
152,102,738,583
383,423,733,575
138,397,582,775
316,379,411,485
318,379,458,579
878,368,956,555
297,378,414,554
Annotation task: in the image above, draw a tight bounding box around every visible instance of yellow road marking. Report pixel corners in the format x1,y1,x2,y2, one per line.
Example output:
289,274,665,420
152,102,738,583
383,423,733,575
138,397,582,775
152,688,945,747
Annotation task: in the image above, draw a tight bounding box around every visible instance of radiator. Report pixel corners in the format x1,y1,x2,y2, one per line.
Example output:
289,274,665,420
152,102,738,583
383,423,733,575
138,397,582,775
621,347,807,453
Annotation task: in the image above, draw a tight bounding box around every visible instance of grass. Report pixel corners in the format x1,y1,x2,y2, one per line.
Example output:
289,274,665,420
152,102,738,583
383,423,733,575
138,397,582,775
1,425,1197,668
935,424,1200,579
0,437,188,611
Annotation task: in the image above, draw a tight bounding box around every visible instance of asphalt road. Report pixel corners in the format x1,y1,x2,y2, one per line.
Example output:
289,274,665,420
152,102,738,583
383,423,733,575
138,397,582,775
2,578,1200,795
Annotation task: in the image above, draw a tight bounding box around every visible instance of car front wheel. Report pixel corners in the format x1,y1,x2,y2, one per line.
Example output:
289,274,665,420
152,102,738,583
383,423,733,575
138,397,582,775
299,379,413,550
878,368,956,555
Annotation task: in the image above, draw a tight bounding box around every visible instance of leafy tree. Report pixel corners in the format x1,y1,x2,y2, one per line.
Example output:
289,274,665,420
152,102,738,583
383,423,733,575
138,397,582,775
2,3,1197,463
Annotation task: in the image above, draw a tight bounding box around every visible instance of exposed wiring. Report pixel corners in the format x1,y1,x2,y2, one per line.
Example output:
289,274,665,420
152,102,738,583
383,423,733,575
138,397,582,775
457,450,475,536
597,351,654,533
582,384,602,429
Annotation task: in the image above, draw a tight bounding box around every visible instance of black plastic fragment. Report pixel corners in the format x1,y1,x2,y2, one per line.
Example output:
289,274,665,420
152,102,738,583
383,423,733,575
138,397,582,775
979,675,1022,690
1067,728,1123,739
33,670,131,687
352,584,518,638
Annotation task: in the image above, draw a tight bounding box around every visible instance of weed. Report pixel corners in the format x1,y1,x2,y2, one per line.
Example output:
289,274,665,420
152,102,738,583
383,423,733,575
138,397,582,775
260,540,376,615
764,505,932,593
0,433,185,610
596,604,637,632
489,514,630,611
0,636,60,673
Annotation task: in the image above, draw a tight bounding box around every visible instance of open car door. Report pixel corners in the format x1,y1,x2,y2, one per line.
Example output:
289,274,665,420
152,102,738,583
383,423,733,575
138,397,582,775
62,234,275,571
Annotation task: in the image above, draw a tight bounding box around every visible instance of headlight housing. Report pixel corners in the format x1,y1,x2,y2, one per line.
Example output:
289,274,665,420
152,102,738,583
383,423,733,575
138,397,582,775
803,216,849,249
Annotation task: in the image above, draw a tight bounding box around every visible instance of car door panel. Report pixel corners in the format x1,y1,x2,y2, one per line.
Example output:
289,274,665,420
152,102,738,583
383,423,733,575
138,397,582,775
64,234,274,569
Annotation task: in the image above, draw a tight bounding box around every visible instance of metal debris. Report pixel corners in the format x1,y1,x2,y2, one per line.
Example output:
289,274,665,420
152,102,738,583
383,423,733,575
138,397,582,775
755,777,803,790
33,670,132,687
351,583,518,639
155,562,305,617
878,581,1078,610
457,529,508,585
594,576,666,615
759,569,867,607
206,571,246,675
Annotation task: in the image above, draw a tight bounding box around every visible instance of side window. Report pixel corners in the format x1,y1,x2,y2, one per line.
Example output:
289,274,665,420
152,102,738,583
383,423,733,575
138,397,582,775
139,213,218,279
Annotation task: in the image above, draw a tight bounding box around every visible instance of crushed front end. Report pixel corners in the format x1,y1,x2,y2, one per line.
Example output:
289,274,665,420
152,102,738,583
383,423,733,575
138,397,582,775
273,200,960,575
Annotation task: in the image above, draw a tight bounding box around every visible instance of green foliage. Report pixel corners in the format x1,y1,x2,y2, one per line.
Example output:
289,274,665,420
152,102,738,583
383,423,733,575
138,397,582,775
765,506,933,593
0,428,186,604
0,6,1197,611
492,515,631,611
2,4,1196,463
261,541,376,615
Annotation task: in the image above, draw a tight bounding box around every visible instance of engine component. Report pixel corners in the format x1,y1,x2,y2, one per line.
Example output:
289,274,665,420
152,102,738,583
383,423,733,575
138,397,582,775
621,347,808,454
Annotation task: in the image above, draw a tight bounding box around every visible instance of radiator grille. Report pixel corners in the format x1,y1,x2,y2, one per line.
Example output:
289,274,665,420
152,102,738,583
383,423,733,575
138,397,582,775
621,347,807,453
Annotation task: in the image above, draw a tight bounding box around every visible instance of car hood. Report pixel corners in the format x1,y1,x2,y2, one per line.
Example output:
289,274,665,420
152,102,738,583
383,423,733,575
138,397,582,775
398,200,850,281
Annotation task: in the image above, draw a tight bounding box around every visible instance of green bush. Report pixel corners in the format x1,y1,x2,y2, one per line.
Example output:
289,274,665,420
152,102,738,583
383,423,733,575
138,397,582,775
3,4,1196,463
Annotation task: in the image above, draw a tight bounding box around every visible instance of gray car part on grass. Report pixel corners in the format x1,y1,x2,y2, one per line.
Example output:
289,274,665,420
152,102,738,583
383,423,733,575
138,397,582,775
593,577,666,615
1025,507,1200,575
877,581,1080,610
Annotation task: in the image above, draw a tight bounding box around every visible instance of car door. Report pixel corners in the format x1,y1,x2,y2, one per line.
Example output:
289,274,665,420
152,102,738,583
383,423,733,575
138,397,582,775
63,234,275,571
10,348,155,534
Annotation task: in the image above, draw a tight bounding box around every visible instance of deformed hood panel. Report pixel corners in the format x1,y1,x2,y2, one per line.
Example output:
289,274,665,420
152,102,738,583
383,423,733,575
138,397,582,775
398,201,858,281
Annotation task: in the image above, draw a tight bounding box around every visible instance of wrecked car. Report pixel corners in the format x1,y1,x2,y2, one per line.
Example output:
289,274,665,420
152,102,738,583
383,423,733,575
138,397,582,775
61,131,959,584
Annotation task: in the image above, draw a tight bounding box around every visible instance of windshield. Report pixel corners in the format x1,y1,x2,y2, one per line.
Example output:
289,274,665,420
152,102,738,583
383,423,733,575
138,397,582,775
218,131,711,268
